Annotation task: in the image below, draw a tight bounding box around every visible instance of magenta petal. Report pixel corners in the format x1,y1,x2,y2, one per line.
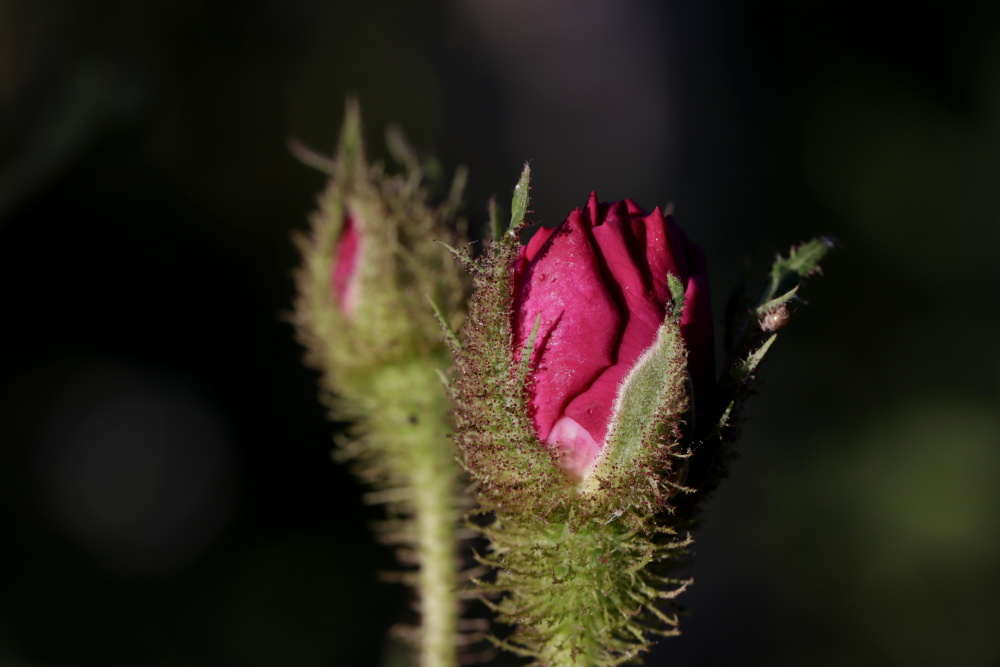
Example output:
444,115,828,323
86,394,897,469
658,213,692,292
592,215,665,344
513,212,621,442
567,213,667,444
331,210,361,317
512,192,715,478
562,374,621,446
523,223,560,262
585,191,601,225
546,416,601,481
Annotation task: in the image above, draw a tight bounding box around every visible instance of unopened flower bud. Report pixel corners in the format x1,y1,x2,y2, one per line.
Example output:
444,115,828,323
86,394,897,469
448,170,712,662
512,192,713,482
293,100,468,377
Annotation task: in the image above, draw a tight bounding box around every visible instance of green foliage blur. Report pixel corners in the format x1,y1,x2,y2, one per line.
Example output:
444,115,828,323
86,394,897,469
0,1,997,665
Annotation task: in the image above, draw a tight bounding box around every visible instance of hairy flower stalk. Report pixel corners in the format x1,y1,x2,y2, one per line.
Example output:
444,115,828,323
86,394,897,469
291,101,470,667
448,166,831,665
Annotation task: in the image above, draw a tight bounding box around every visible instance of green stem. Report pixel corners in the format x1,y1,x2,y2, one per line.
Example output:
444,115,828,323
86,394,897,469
412,430,459,667
371,362,461,667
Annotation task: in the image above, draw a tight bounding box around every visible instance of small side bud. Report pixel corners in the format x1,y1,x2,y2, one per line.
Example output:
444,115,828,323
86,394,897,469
759,302,790,332
292,99,470,379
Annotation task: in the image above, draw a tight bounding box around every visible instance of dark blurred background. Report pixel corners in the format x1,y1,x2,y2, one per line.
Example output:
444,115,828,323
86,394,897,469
1,1,998,665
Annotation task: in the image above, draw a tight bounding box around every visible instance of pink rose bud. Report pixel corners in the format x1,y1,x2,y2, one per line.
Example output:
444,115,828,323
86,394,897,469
330,209,362,317
512,192,714,481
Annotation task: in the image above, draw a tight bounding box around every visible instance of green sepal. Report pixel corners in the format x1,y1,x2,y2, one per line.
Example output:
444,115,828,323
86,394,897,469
735,332,777,379
509,162,531,232
717,333,778,432
762,236,834,304
450,165,571,516
756,285,798,316
580,311,692,515
668,272,686,318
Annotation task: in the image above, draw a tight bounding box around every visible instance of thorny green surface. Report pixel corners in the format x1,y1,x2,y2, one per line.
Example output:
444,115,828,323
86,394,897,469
291,100,470,667
449,166,697,666
480,512,693,667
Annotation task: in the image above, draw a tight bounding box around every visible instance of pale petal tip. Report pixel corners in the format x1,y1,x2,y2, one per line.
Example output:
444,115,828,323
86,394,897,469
546,416,601,482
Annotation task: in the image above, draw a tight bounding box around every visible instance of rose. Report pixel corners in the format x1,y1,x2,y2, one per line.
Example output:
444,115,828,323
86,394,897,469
330,209,361,317
512,192,714,481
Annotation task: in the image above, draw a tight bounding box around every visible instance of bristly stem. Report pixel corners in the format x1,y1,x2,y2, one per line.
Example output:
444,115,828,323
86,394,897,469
413,426,460,667
365,362,462,667
407,368,461,667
